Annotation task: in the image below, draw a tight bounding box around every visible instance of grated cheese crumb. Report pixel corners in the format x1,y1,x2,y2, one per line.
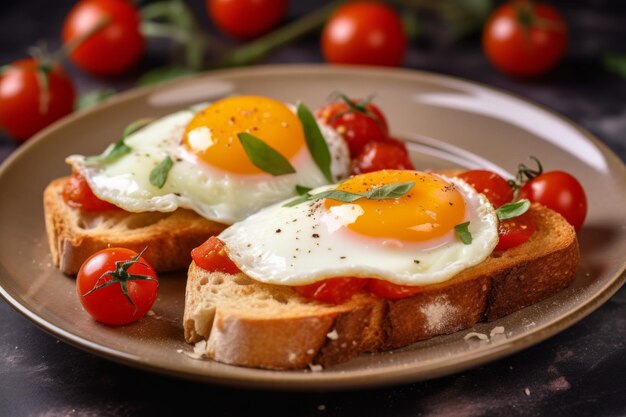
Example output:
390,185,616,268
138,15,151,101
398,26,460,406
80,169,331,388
464,332,489,341
309,364,323,372
326,330,339,340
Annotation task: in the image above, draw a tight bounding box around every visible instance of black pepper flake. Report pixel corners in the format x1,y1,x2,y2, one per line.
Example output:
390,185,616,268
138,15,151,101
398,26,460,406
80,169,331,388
312,233,320,238
340,256,346,259
275,229,282,233
413,260,420,264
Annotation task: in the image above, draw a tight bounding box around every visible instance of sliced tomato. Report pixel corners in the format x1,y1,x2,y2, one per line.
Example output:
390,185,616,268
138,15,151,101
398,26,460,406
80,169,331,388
366,279,422,300
495,211,537,250
63,170,119,211
191,236,241,274
292,277,366,304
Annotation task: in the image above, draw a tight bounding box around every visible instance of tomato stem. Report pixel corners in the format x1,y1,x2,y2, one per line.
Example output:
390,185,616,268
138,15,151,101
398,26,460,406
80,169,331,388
214,0,346,68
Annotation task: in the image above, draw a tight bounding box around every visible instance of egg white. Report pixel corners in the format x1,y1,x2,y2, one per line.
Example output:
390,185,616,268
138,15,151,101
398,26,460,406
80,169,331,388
218,175,499,286
67,104,350,225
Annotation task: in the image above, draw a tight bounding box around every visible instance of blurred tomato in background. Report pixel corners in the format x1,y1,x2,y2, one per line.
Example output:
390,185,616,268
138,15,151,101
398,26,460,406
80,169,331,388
207,0,288,39
62,0,145,76
321,2,407,67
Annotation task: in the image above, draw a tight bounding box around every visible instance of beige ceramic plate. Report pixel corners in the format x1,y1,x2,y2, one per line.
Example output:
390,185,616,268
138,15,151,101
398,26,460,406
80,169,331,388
1,65,625,390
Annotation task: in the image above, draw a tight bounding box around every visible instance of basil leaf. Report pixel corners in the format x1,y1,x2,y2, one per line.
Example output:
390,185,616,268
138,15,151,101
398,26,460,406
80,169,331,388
237,132,296,176
364,182,415,200
85,118,154,164
496,199,530,221
123,118,154,139
455,222,473,245
295,185,312,195
149,156,173,189
297,103,333,183
311,189,364,203
283,181,415,207
86,139,131,164
283,195,310,208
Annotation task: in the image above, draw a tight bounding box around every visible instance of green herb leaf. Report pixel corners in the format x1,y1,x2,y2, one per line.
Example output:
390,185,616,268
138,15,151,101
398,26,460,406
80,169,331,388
283,181,415,207
283,194,312,208
86,139,132,164
123,118,154,139
297,103,333,183
295,185,312,195
496,199,530,221
604,52,626,78
78,88,116,110
150,156,174,188
364,182,415,200
455,222,473,244
85,118,154,164
237,132,296,176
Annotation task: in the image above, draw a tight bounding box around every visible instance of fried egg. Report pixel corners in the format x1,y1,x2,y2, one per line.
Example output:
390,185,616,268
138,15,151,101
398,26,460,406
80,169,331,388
219,170,499,286
67,96,350,224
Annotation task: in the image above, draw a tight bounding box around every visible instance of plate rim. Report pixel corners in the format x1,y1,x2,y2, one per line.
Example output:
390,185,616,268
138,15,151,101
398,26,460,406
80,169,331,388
1,64,625,390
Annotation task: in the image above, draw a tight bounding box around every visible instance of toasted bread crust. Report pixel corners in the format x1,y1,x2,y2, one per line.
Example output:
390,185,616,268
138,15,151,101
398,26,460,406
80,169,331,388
183,205,579,369
44,177,226,275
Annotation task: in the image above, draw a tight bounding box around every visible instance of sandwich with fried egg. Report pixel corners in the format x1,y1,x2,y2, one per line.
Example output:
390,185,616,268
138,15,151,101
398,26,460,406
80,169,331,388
44,95,352,274
182,169,579,369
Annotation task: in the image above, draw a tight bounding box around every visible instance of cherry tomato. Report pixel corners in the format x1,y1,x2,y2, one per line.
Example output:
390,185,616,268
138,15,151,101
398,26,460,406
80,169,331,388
495,211,537,250
191,236,241,274
63,170,119,211
351,139,414,174
366,279,422,300
482,1,568,77
63,0,144,76
207,0,288,39
0,59,75,141
317,98,389,157
293,277,366,304
457,170,514,208
322,2,407,67
518,171,587,230
77,248,158,325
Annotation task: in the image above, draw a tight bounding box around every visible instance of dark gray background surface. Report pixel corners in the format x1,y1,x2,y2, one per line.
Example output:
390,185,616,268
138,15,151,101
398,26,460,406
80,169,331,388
1,1,625,416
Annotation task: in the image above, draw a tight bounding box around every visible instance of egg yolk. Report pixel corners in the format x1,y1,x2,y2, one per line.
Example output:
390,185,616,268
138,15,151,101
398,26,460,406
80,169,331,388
324,170,466,242
183,96,305,175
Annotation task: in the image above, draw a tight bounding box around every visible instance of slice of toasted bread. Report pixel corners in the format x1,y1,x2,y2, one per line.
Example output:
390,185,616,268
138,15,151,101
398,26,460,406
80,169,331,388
44,177,226,275
183,204,579,369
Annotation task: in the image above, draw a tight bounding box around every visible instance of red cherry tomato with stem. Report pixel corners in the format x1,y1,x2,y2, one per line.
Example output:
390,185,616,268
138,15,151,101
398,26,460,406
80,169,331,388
457,170,514,208
0,58,75,141
482,1,568,77
322,2,407,67
76,248,158,325
207,0,288,39
518,170,587,231
63,0,145,76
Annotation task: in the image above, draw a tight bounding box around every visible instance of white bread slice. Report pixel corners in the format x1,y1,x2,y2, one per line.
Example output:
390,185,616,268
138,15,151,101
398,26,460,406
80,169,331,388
44,177,226,275
183,204,579,369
